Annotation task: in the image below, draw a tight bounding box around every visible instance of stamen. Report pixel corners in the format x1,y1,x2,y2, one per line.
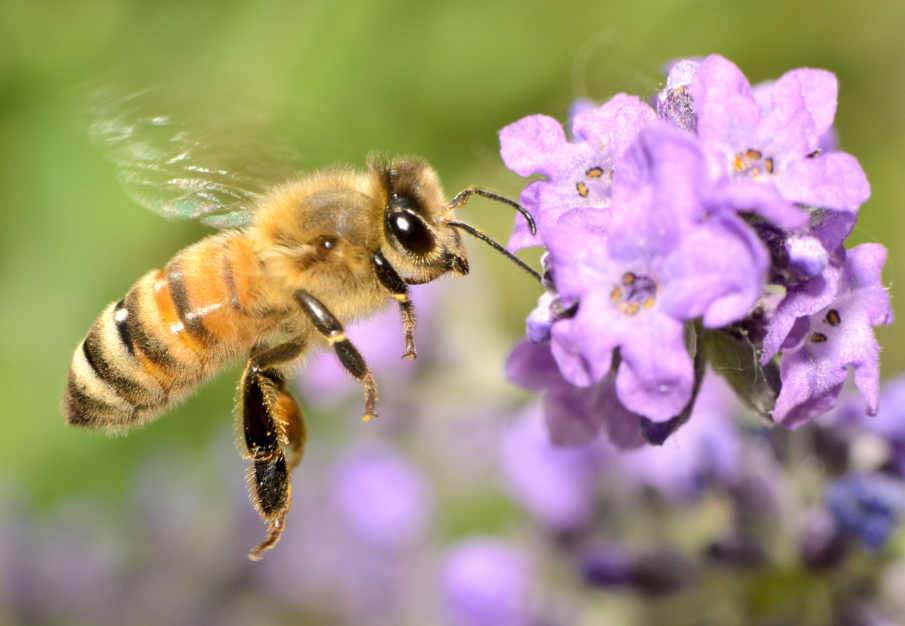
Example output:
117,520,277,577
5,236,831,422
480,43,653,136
733,148,775,180
610,272,657,317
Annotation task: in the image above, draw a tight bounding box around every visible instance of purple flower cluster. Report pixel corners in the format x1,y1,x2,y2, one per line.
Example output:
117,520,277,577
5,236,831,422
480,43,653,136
501,54,892,444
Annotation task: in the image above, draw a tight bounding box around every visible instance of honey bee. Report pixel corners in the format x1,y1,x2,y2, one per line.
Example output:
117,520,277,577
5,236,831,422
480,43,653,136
64,88,539,561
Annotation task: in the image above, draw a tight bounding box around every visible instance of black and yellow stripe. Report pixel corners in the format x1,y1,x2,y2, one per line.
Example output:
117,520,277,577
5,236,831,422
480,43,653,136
64,234,278,432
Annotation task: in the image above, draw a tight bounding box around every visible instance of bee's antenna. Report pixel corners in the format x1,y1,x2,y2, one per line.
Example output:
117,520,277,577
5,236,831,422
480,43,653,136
448,188,537,235
447,221,542,282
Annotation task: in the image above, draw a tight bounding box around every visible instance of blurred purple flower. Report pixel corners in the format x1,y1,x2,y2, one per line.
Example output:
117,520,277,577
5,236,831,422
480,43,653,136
579,544,634,586
499,405,603,533
441,538,534,626
616,372,744,501
259,443,434,625
332,444,434,552
821,376,905,477
581,544,694,595
25,500,126,624
799,507,849,570
499,93,655,251
773,244,893,428
826,473,905,550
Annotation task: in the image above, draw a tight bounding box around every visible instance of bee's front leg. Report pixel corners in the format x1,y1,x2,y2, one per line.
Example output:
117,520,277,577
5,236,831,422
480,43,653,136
294,291,379,421
240,340,306,562
371,251,418,359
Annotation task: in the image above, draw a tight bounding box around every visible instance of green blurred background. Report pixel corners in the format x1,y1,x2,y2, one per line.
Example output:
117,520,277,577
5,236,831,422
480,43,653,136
1,0,903,513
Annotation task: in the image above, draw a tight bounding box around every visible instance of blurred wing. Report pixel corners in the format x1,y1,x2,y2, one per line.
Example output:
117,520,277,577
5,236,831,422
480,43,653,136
87,85,303,229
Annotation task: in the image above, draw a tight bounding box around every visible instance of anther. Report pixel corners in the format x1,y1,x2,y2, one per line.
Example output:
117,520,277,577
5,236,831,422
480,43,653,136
827,310,841,327
586,167,604,178
622,273,636,285
811,332,828,343
576,182,589,197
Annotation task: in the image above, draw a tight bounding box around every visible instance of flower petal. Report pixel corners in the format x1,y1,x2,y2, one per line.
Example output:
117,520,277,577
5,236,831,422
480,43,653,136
778,152,871,211
691,55,760,148
499,114,569,178
505,339,560,391
771,68,838,138
615,315,694,421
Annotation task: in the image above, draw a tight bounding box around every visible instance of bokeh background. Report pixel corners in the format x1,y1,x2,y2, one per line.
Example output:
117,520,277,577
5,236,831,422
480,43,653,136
1,1,904,624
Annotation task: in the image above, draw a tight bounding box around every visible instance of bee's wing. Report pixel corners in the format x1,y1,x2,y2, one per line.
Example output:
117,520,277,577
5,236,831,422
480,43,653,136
87,85,303,229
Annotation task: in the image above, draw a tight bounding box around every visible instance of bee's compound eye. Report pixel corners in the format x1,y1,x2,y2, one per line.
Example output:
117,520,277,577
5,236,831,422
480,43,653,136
387,209,435,256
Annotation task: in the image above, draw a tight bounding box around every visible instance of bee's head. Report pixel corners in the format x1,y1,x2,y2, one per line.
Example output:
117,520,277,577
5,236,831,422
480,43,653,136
369,154,540,286
370,155,469,284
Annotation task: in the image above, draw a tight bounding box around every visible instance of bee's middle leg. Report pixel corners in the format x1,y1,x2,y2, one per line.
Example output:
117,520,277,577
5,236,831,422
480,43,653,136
294,290,378,421
241,340,306,562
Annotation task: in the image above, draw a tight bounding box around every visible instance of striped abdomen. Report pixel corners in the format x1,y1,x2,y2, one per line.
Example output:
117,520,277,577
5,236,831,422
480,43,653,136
65,233,282,431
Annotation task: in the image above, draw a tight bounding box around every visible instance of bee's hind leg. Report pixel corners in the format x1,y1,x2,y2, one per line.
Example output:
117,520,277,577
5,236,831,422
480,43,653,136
240,340,307,562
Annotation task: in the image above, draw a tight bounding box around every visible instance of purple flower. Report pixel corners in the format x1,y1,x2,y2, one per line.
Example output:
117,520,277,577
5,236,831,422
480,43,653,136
691,54,870,216
499,94,656,251
761,244,845,363
441,538,534,626
331,445,434,553
826,473,905,550
772,244,893,428
759,206,863,362
505,339,644,449
499,406,603,532
544,124,770,421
